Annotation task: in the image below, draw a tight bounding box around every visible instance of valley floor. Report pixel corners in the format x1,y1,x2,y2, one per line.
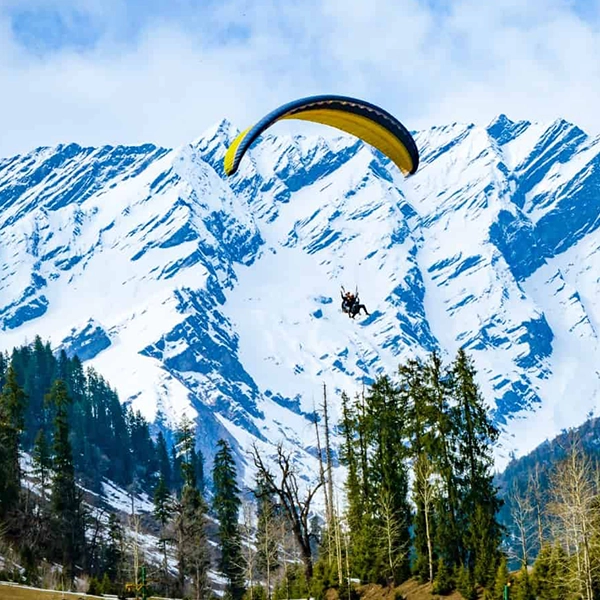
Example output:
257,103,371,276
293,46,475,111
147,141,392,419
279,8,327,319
0,579,476,600
0,582,104,600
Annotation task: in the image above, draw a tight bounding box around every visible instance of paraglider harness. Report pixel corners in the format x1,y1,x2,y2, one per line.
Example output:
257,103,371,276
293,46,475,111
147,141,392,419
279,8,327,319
341,286,369,319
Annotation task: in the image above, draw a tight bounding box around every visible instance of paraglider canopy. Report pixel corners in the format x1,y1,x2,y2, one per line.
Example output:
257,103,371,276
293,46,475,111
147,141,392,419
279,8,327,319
224,94,420,177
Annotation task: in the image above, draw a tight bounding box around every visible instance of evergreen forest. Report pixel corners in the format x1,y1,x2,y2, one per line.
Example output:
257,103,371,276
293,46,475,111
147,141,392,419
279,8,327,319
1,335,599,599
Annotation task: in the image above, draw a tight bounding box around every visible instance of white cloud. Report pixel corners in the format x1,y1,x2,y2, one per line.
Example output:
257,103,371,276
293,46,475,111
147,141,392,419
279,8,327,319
1,0,600,157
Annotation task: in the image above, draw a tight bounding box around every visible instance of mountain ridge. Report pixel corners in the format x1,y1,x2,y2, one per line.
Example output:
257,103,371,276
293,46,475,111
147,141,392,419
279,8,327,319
1,112,599,481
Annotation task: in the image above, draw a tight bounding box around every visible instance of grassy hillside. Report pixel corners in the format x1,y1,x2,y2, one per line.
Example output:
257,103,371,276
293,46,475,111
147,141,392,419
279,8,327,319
0,581,174,600
333,579,470,600
0,582,105,600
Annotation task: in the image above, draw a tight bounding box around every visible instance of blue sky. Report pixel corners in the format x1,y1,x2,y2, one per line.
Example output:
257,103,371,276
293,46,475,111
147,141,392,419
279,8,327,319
1,0,600,156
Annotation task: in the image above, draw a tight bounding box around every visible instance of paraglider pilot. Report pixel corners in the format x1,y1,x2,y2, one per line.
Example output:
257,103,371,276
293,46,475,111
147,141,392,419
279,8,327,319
341,287,370,319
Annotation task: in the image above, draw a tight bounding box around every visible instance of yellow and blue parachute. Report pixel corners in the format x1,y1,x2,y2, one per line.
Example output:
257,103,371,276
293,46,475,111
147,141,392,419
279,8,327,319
223,94,419,177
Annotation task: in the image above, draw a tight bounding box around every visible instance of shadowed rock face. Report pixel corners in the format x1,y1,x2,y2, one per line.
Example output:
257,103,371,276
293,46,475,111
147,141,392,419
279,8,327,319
2,112,600,476
59,319,112,361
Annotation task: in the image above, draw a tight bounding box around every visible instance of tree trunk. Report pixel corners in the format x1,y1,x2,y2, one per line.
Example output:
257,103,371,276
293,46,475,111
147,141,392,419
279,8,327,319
313,402,332,566
425,503,433,583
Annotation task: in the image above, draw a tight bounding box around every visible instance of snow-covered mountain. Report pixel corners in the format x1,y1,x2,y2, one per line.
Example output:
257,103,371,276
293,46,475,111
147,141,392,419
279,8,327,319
1,113,599,482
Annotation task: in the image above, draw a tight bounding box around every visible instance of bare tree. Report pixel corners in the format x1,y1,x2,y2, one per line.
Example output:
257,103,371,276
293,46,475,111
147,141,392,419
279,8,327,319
508,482,537,569
273,517,302,599
251,442,323,582
240,498,258,599
254,484,281,599
342,519,352,600
548,441,599,600
322,386,344,586
378,487,409,587
332,492,344,587
322,384,336,545
527,464,549,549
313,389,344,585
313,401,333,567
87,506,107,576
126,512,143,599
0,521,20,578
413,454,436,583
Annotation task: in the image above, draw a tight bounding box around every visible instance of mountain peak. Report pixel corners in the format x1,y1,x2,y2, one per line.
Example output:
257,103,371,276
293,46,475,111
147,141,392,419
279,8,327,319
195,118,240,147
488,113,514,128
487,114,532,145
547,116,586,139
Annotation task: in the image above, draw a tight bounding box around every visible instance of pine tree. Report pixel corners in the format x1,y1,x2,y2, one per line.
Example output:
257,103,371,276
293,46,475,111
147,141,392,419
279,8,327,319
105,385,132,487
32,428,52,504
456,563,477,600
213,439,245,600
492,555,509,600
104,514,125,586
514,568,535,600
171,445,184,495
177,415,197,489
531,542,569,600
68,356,95,484
192,446,205,494
450,348,503,588
308,514,322,566
0,365,26,521
364,375,412,584
432,557,453,595
0,351,7,390
401,357,437,584
154,475,173,594
156,431,172,490
22,336,54,448
173,415,210,599
127,408,157,490
339,391,371,582
48,379,85,585
100,572,112,595
174,477,210,599
425,351,462,571
56,348,70,384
